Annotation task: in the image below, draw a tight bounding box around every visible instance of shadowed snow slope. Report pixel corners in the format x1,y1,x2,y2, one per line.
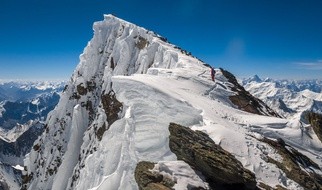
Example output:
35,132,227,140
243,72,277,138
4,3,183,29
23,15,322,190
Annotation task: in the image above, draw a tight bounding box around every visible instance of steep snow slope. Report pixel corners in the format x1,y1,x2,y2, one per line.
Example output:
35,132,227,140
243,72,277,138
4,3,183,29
23,15,322,190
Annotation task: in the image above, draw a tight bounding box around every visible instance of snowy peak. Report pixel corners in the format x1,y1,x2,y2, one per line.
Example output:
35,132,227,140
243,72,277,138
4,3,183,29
242,77,322,119
243,75,262,84
23,15,209,190
22,15,322,190
103,14,136,27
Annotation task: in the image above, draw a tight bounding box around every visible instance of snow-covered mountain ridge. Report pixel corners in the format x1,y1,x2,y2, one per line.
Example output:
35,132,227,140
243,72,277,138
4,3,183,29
242,76,322,93
21,15,322,190
0,81,65,102
242,76,322,120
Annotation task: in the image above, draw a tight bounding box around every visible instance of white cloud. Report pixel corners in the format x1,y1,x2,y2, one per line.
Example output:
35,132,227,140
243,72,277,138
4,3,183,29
295,60,322,70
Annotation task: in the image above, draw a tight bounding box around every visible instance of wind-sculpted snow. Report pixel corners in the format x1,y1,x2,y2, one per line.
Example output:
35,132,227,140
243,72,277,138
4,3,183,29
23,15,322,190
23,14,204,190
70,79,202,190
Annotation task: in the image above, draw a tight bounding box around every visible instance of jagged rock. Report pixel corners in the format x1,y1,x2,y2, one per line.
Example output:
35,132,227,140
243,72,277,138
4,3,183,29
261,137,322,190
168,123,257,190
258,182,288,190
86,81,96,92
134,161,175,190
220,68,280,117
101,90,123,126
95,123,106,141
76,83,88,96
110,57,115,70
136,36,149,49
305,111,322,143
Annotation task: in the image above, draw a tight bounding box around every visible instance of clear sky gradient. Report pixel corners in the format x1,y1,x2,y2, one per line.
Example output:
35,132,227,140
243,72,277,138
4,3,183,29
1,0,322,80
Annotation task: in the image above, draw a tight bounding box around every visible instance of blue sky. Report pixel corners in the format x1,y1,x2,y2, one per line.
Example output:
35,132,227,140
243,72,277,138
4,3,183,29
1,0,322,80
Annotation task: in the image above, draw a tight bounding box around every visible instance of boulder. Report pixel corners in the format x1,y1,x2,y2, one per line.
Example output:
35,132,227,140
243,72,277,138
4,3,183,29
134,161,175,190
169,123,257,190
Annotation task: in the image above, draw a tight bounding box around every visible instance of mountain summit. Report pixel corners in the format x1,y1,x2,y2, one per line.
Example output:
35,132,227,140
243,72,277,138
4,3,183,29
22,15,322,190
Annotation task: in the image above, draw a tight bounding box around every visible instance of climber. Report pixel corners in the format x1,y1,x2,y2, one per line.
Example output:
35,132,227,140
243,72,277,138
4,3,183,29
211,67,215,82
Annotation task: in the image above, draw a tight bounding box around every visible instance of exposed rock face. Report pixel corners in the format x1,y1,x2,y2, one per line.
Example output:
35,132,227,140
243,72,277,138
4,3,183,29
261,137,322,190
136,36,149,50
168,123,257,190
305,111,322,143
220,68,280,117
101,90,123,126
134,161,175,190
258,183,288,190
94,90,123,141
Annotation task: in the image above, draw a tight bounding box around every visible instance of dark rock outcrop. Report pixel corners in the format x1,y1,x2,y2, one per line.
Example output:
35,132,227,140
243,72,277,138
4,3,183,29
94,90,123,141
220,68,280,117
261,137,322,190
305,111,322,143
135,161,175,190
101,90,123,126
76,83,88,96
169,123,257,190
258,182,288,190
136,36,149,50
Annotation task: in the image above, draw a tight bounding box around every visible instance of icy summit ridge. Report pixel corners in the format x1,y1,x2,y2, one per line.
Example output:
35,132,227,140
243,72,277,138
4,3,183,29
22,14,209,190
103,14,133,27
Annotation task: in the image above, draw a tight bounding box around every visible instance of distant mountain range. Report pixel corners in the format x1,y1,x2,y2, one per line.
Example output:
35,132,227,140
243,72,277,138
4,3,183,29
0,81,64,102
242,75,322,93
242,76,322,119
0,81,65,189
